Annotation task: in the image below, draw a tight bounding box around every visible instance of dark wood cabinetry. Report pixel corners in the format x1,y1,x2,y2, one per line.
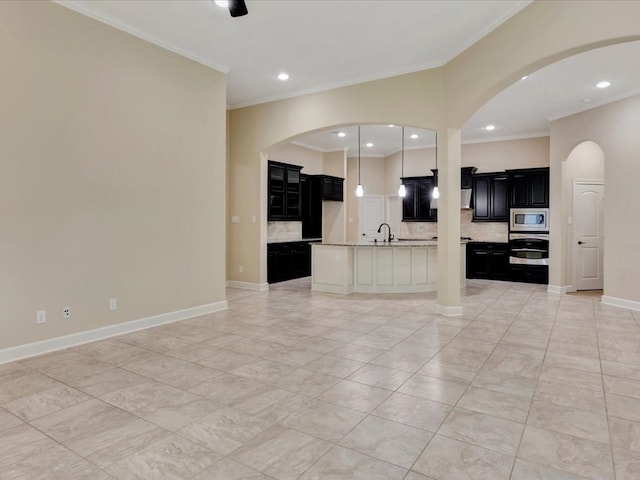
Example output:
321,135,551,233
508,167,549,208
401,176,437,222
301,174,322,238
509,265,548,284
466,242,510,280
472,173,508,222
268,161,303,220
317,175,344,201
267,241,317,284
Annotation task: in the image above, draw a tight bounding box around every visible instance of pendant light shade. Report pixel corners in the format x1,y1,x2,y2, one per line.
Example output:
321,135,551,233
355,126,364,197
432,132,440,199
398,126,406,197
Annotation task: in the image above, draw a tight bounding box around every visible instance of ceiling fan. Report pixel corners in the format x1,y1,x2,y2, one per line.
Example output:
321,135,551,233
214,0,248,18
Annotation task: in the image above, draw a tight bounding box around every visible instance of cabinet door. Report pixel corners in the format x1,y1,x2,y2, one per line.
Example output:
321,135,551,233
418,178,437,222
268,165,286,219
472,176,491,221
285,168,301,218
402,181,417,220
491,175,509,221
332,178,344,201
530,169,549,207
510,173,529,207
489,249,510,279
471,249,490,277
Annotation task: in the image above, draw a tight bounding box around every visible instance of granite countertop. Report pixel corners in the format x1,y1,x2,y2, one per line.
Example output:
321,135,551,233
316,239,469,247
267,238,322,244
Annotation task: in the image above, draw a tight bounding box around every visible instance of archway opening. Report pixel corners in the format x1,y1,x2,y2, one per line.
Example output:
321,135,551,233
564,141,605,293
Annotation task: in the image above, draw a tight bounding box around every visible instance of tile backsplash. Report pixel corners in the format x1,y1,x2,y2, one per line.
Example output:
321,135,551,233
399,210,508,242
267,221,302,241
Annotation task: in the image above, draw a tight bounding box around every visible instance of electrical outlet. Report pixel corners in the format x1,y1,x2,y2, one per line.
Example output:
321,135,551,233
109,298,117,311
239,265,244,273
63,307,70,319
36,310,46,324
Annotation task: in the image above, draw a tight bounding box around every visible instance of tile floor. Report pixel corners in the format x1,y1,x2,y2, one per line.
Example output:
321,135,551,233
1,278,640,479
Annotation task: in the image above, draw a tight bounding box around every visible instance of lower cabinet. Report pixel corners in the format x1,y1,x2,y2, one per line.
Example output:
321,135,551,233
466,242,510,280
510,265,548,284
267,241,316,284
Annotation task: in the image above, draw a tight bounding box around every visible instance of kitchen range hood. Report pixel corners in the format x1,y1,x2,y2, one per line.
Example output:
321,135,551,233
431,188,472,210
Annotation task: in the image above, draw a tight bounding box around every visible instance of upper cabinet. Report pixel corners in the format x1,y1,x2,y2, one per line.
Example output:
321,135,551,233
472,173,509,222
401,176,437,222
268,161,303,220
316,175,344,202
507,167,549,208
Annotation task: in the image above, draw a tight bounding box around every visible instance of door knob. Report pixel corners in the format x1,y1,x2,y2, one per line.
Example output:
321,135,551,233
577,241,584,245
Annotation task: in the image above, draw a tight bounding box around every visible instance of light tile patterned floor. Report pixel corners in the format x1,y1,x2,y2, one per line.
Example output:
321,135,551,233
1,278,639,479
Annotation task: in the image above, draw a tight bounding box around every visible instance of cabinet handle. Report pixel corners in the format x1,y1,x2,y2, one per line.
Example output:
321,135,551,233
577,241,584,245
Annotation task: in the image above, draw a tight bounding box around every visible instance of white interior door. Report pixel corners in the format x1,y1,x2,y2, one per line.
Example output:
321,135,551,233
574,181,604,290
359,195,384,241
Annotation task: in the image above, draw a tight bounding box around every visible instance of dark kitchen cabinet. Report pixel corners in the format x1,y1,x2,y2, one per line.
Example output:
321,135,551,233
510,265,548,284
316,175,344,202
267,241,316,284
508,167,549,208
401,176,437,222
301,174,322,238
466,242,510,280
268,161,303,220
472,173,508,222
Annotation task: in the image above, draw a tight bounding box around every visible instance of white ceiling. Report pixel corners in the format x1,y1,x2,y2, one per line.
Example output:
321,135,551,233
57,1,640,152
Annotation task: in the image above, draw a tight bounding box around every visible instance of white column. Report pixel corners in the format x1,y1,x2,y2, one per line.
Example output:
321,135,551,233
436,128,463,316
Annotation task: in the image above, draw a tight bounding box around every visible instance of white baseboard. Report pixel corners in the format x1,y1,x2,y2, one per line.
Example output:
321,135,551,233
435,304,464,317
547,285,575,294
0,300,228,365
226,280,269,291
601,295,640,312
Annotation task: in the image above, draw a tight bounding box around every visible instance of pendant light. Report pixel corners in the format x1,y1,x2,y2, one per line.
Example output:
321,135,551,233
432,132,440,199
355,126,364,197
398,126,406,197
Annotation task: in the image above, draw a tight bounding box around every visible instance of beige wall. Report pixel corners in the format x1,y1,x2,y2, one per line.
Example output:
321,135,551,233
0,2,227,350
550,94,640,303
462,137,549,172
267,143,324,174
322,151,347,243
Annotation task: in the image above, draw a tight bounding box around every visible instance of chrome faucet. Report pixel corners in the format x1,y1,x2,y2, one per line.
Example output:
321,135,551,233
377,223,393,242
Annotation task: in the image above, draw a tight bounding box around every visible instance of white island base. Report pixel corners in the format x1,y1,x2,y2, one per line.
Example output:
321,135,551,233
311,242,466,295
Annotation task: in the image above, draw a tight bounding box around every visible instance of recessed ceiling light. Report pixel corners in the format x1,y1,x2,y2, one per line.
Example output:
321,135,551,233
366,142,373,147
410,134,419,139
485,125,496,131
388,124,395,127
580,98,592,103
277,72,290,81
521,75,529,80
213,0,229,7
596,80,611,89
337,131,346,137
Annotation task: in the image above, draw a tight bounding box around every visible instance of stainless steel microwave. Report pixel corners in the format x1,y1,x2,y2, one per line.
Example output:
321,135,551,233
510,208,549,232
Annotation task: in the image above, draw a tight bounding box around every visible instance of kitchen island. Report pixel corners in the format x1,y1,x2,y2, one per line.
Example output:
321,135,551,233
311,240,466,295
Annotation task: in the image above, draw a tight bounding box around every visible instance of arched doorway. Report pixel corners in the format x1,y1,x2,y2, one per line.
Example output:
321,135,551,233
564,141,605,291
